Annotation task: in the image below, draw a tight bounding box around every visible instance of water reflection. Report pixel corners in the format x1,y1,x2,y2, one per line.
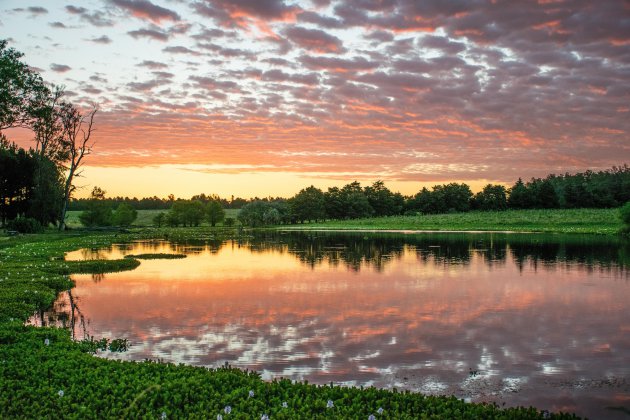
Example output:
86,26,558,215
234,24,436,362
31,232,630,419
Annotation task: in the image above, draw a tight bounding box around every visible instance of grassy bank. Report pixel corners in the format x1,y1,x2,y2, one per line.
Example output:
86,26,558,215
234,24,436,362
290,208,622,235
0,229,579,418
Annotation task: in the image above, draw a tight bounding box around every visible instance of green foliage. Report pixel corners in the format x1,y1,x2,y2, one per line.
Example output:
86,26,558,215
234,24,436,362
408,183,473,214
291,185,326,223
364,180,404,216
112,203,138,227
205,200,225,227
168,200,205,227
5,216,42,233
473,184,508,211
152,212,166,228
223,217,235,227
79,187,113,227
238,200,289,227
0,39,46,130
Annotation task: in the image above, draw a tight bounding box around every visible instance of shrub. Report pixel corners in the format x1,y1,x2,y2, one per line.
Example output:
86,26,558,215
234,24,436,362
620,201,630,235
5,217,43,233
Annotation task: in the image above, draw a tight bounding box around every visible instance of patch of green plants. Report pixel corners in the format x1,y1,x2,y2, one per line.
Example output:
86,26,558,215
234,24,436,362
0,229,581,418
293,208,622,235
124,253,187,260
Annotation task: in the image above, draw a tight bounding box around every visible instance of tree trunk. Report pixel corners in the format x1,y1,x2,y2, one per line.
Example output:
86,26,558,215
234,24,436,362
58,167,75,231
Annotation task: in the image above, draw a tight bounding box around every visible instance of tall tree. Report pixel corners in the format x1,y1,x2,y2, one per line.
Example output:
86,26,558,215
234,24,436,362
0,39,45,131
58,102,97,231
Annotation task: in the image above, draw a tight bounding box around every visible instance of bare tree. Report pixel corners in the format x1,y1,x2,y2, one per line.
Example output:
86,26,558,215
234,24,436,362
58,102,98,231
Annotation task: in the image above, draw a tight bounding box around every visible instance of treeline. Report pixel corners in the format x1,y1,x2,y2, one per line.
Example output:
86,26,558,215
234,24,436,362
68,165,630,229
237,166,630,226
67,193,255,211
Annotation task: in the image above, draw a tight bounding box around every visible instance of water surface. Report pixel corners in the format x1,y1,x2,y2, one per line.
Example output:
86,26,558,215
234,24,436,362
33,232,630,419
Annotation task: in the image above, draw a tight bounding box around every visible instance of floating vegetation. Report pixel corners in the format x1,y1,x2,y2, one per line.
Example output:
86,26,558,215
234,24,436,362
124,253,187,260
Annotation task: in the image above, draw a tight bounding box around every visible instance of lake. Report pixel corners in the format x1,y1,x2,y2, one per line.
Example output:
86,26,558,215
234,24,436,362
32,231,630,419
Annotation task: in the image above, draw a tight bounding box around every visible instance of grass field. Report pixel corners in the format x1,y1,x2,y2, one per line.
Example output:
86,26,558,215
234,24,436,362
291,208,623,235
0,229,575,418
64,209,241,228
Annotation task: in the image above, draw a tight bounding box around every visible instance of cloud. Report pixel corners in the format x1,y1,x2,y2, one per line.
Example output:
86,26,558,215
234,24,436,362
283,26,344,53
300,55,380,73
137,60,169,69
50,63,72,73
27,6,48,15
66,5,114,27
162,46,199,55
89,35,113,44
128,28,169,41
192,0,300,29
108,0,180,23
49,22,67,29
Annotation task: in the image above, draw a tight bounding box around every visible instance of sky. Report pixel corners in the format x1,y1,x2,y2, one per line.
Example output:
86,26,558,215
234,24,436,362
1,0,629,199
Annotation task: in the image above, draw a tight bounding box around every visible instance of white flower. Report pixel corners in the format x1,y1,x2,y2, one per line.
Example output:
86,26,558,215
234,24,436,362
377,407,384,414
327,400,334,408
281,402,288,408
58,390,64,397
161,412,167,420
224,406,231,414
261,415,269,420
248,390,255,398
44,338,50,346
368,416,376,420
217,415,223,420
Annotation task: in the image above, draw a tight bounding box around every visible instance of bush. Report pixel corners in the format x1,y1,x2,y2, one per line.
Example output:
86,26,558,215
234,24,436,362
6,217,43,233
620,202,630,235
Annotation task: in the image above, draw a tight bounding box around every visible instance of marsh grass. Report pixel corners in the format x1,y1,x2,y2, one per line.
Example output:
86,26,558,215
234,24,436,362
292,208,621,235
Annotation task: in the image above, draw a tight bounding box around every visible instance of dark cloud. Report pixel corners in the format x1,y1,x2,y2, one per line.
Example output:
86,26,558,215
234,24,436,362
108,0,180,23
49,22,67,29
137,60,169,69
196,42,254,58
66,5,114,27
50,63,72,73
27,6,48,15
283,26,344,53
128,28,169,41
189,75,240,92
297,10,345,29
162,46,199,55
89,35,113,44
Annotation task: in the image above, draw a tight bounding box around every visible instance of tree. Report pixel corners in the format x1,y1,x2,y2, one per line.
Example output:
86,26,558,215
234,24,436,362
0,140,36,225
0,39,46,131
290,185,326,223
473,184,508,211
112,203,137,227
153,212,166,227
508,178,530,209
79,186,112,227
58,102,97,231
206,200,225,227
364,180,404,216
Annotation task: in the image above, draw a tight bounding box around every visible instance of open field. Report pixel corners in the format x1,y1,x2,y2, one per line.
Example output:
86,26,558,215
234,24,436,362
291,208,623,235
0,229,578,418
64,209,241,228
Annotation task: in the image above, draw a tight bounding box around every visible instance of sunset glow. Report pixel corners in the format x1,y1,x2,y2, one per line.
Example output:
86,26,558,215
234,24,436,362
2,0,629,198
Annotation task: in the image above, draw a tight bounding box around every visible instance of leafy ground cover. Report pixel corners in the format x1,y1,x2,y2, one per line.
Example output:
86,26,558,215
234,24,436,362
124,253,187,259
292,208,622,235
0,229,580,418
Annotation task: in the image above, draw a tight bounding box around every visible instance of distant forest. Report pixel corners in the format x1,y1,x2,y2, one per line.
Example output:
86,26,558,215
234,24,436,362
63,165,630,220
